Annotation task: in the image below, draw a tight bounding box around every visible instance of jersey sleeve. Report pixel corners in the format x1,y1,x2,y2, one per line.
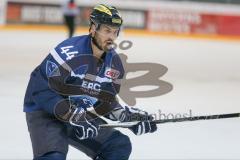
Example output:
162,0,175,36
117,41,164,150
30,53,67,114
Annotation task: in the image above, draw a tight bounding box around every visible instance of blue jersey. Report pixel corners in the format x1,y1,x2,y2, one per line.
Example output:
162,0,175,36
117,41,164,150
24,35,124,114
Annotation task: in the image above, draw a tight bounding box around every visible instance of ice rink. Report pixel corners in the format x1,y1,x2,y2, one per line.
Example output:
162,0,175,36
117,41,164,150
0,29,240,159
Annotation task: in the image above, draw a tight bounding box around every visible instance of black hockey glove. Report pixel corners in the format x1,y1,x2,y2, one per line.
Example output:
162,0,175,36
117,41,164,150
124,107,157,135
54,95,99,140
69,107,99,140
107,106,157,135
129,120,157,135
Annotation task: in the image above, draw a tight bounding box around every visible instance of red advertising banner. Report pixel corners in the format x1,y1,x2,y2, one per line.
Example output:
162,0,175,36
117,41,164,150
7,3,22,23
147,9,240,36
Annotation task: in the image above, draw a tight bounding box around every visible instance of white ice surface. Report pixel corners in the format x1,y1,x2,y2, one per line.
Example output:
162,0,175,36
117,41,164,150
0,30,240,159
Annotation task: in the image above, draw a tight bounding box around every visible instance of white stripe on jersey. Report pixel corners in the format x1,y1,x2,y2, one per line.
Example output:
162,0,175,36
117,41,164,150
50,49,72,72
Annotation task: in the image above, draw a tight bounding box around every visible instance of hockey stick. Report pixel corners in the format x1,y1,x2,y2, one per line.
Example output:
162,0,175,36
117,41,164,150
99,112,240,128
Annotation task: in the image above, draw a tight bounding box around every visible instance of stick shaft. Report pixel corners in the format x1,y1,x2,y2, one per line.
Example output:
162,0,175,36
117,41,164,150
154,113,240,124
100,113,240,128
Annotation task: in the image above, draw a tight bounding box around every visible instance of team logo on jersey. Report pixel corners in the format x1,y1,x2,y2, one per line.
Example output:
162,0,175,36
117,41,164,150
46,60,60,77
81,80,101,92
104,68,120,80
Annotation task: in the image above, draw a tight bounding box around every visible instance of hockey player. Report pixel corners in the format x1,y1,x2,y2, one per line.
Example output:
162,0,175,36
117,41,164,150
24,4,157,160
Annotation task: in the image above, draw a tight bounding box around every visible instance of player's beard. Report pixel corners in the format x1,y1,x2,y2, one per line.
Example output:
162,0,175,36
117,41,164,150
92,32,113,52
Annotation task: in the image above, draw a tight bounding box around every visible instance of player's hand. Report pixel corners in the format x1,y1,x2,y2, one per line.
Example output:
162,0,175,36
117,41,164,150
107,105,154,122
123,107,157,135
122,106,153,122
129,120,157,135
68,95,99,140
54,95,99,140
107,106,158,135
69,107,99,140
